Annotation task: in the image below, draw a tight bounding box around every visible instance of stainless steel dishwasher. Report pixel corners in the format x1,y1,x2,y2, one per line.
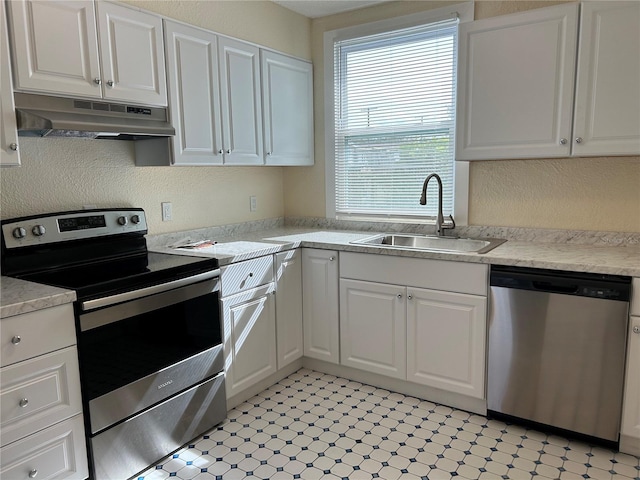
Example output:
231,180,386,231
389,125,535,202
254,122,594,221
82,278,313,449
488,265,631,444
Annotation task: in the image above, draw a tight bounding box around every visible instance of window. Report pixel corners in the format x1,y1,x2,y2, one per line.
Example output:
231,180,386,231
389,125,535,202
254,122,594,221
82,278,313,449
325,4,472,223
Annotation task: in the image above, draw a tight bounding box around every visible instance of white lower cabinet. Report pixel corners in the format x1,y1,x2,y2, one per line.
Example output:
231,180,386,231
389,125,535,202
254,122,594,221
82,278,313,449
406,288,486,399
222,283,277,399
302,249,340,364
0,303,87,480
339,279,406,379
0,414,87,480
275,250,303,369
339,252,488,400
620,278,640,456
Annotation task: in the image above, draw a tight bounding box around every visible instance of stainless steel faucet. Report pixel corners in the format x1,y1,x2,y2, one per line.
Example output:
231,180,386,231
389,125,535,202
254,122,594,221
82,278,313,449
420,173,455,236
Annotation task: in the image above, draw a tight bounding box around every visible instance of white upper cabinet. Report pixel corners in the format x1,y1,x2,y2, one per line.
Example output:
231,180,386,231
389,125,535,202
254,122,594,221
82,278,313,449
572,2,640,156
1,1,20,166
8,0,167,106
218,36,263,165
261,51,314,166
164,20,223,165
8,0,101,98
96,2,167,105
457,2,640,160
457,3,579,160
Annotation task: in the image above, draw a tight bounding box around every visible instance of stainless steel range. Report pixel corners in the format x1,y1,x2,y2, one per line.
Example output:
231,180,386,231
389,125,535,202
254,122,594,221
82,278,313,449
1,209,227,480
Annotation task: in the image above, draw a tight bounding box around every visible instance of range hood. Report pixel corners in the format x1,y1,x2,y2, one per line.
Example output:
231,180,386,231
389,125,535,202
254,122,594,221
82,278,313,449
15,93,175,140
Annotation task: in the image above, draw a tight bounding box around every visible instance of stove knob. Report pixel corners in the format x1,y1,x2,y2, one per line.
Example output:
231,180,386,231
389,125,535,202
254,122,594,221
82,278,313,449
31,225,46,236
131,215,141,224
12,227,26,239
117,216,128,226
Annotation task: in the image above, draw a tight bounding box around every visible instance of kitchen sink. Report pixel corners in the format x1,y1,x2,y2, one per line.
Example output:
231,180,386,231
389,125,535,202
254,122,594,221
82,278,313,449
350,234,506,254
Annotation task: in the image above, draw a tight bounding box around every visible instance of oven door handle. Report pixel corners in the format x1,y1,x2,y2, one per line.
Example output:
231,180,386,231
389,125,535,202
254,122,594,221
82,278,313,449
81,269,220,312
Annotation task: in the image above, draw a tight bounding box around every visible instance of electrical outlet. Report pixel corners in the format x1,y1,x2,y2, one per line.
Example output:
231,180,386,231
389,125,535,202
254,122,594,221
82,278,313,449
161,202,172,221
250,196,257,212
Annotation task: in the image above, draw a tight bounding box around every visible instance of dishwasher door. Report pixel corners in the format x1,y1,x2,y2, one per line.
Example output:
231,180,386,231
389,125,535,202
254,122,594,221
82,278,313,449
488,267,630,442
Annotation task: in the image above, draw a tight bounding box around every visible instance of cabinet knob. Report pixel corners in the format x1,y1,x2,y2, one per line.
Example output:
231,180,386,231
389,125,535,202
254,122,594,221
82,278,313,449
633,325,640,334
560,138,567,145
94,78,102,85
407,294,413,300
267,152,272,156
329,256,335,261
397,294,402,299
19,398,29,408
575,137,583,144
218,149,223,154
11,335,21,345
29,469,38,478
9,142,18,151
107,80,115,87
248,272,254,277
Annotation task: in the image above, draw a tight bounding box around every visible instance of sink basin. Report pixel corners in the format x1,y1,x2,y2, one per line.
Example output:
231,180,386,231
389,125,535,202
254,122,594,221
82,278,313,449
350,234,506,254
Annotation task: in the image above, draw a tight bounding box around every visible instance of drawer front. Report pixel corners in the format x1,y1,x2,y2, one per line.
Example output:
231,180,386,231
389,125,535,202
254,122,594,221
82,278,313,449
221,255,274,297
340,252,489,296
0,413,88,480
1,304,76,367
632,278,640,316
1,347,82,447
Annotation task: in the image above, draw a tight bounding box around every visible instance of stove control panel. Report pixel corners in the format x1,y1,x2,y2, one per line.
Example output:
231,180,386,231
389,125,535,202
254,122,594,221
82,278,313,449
2,209,148,249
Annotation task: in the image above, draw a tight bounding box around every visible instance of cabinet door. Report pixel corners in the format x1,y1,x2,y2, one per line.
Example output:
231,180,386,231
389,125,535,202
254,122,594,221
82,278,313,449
340,279,406,379
0,414,88,480
222,284,277,399
1,2,20,166
7,0,101,98
164,20,223,165
456,3,579,160
621,316,640,455
218,37,263,165
262,51,314,166
302,249,339,364
96,1,167,106
407,287,486,399
1,347,82,447
275,250,303,369
572,2,640,156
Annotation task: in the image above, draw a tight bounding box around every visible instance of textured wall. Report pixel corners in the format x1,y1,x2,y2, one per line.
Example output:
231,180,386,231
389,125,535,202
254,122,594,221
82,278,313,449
0,138,284,232
284,0,640,233
0,0,310,234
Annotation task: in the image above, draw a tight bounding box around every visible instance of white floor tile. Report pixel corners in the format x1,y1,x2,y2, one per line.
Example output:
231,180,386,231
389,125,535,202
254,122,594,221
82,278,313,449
138,369,640,480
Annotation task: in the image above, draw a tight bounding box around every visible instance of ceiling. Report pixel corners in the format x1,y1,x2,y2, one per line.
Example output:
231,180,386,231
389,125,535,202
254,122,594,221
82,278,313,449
271,0,391,18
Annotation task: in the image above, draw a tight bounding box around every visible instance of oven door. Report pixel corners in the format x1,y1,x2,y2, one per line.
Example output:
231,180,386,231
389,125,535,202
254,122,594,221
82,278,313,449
77,273,224,434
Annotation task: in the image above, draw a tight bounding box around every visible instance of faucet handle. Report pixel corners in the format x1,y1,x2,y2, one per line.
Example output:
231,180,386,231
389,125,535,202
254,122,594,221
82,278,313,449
442,214,456,231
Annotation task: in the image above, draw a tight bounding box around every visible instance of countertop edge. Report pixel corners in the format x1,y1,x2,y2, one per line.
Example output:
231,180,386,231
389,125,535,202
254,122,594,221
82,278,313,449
0,276,77,318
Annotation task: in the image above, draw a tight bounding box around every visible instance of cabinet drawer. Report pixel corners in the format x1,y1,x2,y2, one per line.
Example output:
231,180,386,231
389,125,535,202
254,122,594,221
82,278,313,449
340,252,488,296
221,255,274,297
632,278,640,316
1,304,76,367
1,346,82,447
0,413,88,480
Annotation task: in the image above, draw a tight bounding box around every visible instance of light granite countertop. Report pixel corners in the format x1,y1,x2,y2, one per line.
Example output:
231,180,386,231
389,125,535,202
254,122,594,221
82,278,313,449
3,222,638,316
148,226,640,277
0,276,76,319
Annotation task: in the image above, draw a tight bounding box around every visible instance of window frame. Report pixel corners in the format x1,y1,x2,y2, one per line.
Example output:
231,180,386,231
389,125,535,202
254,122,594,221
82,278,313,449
324,2,474,225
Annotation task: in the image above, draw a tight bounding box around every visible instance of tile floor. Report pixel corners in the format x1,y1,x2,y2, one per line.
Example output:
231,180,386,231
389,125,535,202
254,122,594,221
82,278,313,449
139,369,640,480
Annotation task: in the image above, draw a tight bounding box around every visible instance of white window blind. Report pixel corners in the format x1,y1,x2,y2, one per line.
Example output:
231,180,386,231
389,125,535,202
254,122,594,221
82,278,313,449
334,19,459,219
